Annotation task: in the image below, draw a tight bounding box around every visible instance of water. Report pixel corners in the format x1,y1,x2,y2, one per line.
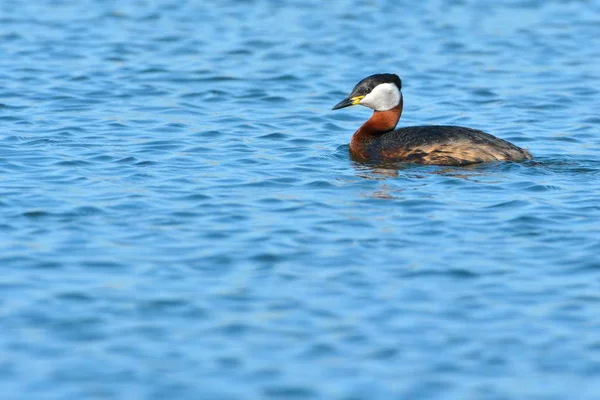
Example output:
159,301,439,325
1,0,600,398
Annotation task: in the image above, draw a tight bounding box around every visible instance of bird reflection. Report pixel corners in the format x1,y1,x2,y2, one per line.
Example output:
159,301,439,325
350,149,493,181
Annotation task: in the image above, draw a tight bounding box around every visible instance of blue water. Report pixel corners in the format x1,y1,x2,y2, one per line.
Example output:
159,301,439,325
2,0,600,398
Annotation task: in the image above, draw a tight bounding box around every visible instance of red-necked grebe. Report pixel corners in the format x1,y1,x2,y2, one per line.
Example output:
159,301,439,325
332,73,532,165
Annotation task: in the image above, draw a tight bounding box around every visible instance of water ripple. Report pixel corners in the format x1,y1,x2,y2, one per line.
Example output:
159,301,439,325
1,0,600,399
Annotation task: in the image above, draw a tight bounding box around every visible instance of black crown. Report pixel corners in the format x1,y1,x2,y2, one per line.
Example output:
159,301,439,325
350,73,402,97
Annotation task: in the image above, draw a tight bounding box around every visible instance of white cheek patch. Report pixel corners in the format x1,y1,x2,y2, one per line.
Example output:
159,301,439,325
359,83,401,111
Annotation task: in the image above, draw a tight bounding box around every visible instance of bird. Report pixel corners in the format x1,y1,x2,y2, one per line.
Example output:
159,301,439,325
332,73,532,165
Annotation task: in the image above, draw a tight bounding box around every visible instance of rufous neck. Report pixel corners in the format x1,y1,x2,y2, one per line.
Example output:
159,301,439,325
357,97,403,136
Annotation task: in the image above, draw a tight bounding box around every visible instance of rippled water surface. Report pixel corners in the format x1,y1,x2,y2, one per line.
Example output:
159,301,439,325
2,0,600,398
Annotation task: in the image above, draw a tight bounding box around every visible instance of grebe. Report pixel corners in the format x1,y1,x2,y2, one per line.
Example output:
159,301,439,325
332,73,532,165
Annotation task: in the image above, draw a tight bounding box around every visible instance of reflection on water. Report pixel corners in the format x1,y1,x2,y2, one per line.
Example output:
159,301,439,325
350,156,519,182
